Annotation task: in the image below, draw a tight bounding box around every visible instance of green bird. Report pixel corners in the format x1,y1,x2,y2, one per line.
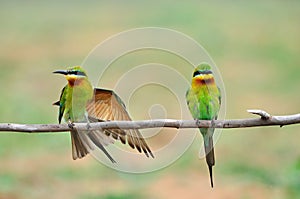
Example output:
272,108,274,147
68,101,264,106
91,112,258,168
53,66,154,162
186,63,221,187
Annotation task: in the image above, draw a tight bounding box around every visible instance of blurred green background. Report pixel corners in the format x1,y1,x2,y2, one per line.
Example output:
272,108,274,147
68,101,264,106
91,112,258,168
1,1,300,199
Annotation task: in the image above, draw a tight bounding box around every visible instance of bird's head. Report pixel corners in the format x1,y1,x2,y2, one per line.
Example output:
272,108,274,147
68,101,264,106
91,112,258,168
53,66,88,86
192,63,214,85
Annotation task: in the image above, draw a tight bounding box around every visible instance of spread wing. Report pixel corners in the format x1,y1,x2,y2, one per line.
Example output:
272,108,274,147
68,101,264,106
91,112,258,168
86,88,154,158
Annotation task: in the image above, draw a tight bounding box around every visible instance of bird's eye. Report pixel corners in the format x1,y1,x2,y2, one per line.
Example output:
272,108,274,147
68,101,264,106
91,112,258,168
76,71,86,76
68,71,86,76
193,70,212,77
193,71,201,77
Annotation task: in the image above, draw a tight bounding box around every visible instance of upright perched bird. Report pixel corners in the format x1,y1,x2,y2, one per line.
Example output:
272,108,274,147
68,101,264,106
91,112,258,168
53,66,153,162
186,63,221,187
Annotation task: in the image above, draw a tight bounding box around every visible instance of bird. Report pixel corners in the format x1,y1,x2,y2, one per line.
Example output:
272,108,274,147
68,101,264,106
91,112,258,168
186,63,221,187
53,66,154,162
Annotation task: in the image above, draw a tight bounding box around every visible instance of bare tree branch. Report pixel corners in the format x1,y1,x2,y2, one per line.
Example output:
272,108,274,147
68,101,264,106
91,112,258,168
0,110,299,133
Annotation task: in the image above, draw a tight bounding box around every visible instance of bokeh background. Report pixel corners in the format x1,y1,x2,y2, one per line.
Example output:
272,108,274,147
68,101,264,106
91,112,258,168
1,1,300,199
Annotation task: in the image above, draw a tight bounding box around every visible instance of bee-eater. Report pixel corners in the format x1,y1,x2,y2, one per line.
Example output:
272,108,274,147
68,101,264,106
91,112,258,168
53,66,154,162
186,63,221,187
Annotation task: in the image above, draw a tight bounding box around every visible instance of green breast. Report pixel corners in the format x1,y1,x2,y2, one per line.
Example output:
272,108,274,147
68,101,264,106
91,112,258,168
186,85,220,120
62,82,93,122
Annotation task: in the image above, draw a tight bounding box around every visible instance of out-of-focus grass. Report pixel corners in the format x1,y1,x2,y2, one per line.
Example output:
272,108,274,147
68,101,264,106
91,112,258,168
0,173,18,193
222,161,277,185
0,1,300,199
79,192,144,199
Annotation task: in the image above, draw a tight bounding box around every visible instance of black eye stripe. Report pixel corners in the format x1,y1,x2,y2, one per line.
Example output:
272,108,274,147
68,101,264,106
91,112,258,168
193,71,200,77
67,71,86,76
193,70,212,77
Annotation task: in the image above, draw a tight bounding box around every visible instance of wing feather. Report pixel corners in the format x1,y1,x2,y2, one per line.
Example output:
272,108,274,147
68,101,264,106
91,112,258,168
86,88,154,158
57,86,66,124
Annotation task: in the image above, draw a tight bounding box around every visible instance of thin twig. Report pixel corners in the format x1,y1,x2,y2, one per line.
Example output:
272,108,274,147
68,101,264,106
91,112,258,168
247,109,271,120
0,110,299,133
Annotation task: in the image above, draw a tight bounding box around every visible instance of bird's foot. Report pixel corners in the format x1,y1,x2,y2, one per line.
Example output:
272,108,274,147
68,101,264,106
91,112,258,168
195,119,201,127
68,120,75,129
210,119,215,128
85,113,91,130
86,121,91,130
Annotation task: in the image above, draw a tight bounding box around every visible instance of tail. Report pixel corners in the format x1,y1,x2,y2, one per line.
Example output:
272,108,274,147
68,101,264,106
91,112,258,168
87,131,116,163
201,128,215,188
70,129,90,160
70,129,116,163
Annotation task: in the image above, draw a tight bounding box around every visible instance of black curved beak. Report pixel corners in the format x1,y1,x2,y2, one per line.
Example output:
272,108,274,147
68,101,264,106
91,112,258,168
53,70,68,75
